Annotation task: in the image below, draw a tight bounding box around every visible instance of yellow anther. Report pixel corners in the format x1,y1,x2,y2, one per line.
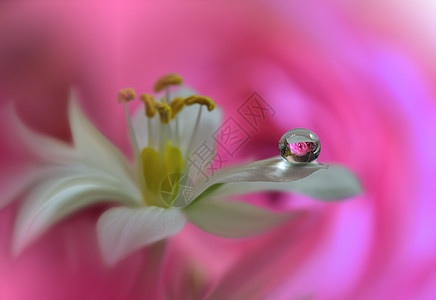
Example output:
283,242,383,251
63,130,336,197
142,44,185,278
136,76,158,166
156,102,171,124
153,73,183,93
170,97,186,119
184,95,216,111
140,94,158,118
117,88,136,103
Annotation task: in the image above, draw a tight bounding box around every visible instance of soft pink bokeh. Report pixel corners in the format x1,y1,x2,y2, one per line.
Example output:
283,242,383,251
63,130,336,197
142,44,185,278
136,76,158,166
1,1,436,300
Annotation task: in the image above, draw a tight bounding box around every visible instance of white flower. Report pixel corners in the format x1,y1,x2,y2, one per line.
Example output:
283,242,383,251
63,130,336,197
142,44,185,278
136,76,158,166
2,74,361,266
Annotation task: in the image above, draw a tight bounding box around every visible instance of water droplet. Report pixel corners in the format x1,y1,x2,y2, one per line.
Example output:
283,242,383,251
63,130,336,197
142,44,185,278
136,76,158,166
279,128,321,163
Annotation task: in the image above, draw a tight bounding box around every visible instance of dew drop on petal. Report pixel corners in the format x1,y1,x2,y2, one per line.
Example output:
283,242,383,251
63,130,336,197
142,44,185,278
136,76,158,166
279,128,321,163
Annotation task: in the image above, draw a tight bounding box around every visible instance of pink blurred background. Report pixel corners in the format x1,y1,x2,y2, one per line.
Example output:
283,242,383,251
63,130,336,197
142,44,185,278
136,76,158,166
1,1,436,299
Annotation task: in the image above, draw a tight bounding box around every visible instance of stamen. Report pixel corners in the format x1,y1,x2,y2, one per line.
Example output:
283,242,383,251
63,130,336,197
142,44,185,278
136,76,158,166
184,95,215,111
156,102,171,124
123,102,148,203
156,103,170,156
118,88,136,103
165,87,170,106
170,97,185,146
175,116,180,146
147,118,153,148
123,103,140,156
153,73,183,93
181,104,203,190
140,94,158,118
185,105,203,162
170,97,186,119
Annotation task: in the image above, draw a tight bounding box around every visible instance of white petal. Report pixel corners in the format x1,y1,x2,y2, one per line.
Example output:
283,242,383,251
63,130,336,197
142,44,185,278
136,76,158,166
0,102,75,208
97,206,186,266
184,199,297,238
69,92,134,179
279,164,362,200
13,165,142,255
6,102,75,164
211,164,362,201
193,156,325,199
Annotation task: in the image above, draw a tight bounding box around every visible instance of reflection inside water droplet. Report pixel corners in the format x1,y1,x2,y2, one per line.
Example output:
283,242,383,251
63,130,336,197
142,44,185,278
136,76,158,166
279,128,321,163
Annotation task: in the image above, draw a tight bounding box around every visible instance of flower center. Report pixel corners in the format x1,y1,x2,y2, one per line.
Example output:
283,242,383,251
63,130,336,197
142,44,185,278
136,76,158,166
141,141,184,207
118,73,216,208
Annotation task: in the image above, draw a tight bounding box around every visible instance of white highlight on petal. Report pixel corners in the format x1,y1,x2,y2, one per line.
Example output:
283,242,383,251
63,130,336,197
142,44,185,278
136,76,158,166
97,206,186,266
184,199,296,238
